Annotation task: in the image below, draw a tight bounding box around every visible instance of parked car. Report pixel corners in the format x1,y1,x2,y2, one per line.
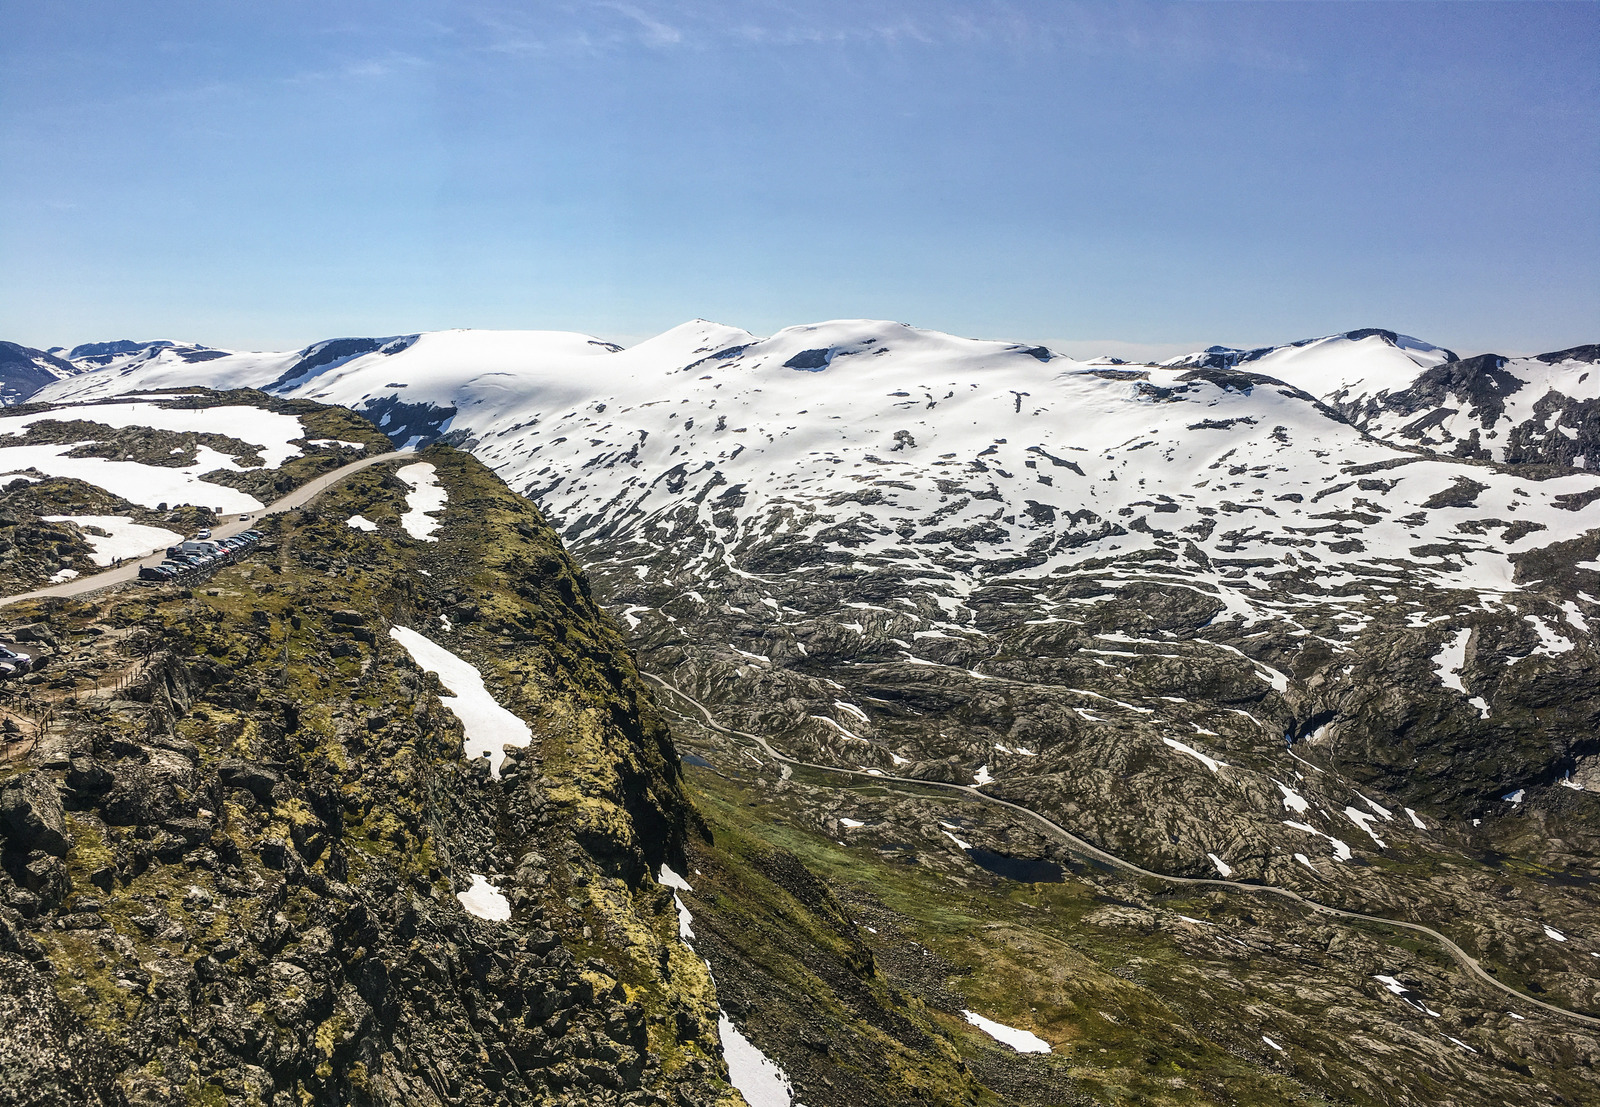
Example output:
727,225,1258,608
0,643,33,676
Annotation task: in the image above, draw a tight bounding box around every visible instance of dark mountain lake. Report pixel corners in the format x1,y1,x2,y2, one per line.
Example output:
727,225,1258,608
967,848,1064,883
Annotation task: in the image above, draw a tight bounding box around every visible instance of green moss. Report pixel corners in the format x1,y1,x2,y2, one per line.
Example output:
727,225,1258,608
182,1079,227,1107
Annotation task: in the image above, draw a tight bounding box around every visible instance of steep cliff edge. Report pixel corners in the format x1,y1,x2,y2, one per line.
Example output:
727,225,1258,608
0,445,744,1107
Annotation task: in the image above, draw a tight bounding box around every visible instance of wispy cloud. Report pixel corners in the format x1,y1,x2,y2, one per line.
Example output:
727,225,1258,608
599,2,684,46
283,51,430,86
450,0,1309,72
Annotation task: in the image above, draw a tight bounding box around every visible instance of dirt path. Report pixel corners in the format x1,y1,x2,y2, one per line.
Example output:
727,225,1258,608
643,672,1600,1031
0,449,414,608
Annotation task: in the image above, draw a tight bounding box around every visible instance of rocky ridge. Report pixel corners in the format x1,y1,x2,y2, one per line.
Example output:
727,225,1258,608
0,443,754,1106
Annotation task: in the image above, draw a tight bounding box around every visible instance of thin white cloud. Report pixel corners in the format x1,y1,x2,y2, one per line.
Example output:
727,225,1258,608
599,2,684,46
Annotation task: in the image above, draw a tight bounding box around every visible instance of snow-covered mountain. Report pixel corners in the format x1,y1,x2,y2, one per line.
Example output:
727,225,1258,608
1166,329,1600,469
0,341,82,406
34,321,1600,599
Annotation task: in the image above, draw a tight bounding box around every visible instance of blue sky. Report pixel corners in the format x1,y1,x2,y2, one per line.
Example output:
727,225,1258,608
2,1,1596,358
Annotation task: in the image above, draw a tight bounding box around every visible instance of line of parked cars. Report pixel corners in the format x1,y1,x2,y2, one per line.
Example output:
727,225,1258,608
138,529,265,584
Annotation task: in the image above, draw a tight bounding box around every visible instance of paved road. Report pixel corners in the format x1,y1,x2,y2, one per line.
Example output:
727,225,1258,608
644,672,1600,1031
0,449,415,608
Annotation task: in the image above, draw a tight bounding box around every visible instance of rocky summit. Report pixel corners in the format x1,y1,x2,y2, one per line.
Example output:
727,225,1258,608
0,322,1598,1107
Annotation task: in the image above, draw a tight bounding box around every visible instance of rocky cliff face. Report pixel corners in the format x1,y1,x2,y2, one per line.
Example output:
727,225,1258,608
0,446,748,1107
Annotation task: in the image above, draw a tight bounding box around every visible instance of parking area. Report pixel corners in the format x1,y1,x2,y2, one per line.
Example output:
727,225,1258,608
137,528,266,585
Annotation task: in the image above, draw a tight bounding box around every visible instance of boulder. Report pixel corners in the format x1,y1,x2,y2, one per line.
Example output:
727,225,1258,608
0,773,69,856
217,758,282,803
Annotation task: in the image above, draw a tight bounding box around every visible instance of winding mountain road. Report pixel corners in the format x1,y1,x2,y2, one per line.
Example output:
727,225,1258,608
0,449,414,608
643,672,1600,1031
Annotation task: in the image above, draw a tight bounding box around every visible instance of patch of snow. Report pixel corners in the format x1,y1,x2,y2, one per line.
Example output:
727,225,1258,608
1503,789,1525,804
1432,628,1471,693
44,515,184,565
1374,975,1407,996
962,1010,1051,1054
48,568,79,583
1524,615,1574,657
1163,736,1226,773
346,514,378,531
658,864,693,892
832,700,870,723
840,817,865,828
1262,1036,1283,1052
1343,806,1387,848
1207,853,1233,878
1405,808,1427,830
719,1014,796,1107
1275,780,1309,814
1356,792,1393,821
973,764,993,786
395,462,447,540
457,874,511,921
387,626,532,777
1543,925,1566,942
942,829,973,850
1284,820,1353,861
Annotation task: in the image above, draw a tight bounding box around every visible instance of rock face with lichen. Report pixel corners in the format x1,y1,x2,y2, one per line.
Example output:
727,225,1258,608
0,444,746,1106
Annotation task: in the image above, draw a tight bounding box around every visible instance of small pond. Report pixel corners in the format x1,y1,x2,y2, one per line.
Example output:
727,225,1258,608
966,848,1064,883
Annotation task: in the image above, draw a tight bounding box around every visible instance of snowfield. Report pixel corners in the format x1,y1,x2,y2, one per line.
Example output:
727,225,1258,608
31,324,1600,613
0,397,326,511
43,515,183,565
0,399,310,467
0,442,267,511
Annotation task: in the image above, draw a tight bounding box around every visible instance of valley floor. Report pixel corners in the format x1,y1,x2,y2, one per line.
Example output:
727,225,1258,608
660,687,1600,1107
